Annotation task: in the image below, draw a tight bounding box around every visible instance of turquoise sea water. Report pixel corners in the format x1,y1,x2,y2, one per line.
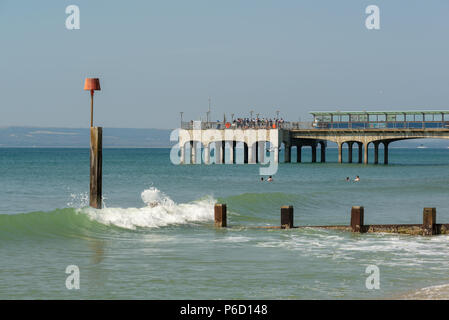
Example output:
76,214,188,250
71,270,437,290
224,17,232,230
1,147,449,299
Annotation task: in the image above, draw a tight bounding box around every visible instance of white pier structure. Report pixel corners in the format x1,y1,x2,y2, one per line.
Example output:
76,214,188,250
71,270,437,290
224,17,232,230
177,122,284,164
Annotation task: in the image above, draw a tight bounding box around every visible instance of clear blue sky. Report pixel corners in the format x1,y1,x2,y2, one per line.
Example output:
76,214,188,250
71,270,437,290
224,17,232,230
0,0,448,128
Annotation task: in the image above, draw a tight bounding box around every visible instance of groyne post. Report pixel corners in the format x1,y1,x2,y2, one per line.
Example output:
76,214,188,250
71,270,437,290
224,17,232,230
281,205,294,229
422,207,436,236
90,127,103,209
214,203,227,227
350,206,364,232
84,77,102,209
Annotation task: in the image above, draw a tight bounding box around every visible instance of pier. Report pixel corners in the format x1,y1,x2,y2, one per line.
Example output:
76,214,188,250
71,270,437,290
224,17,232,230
178,111,449,165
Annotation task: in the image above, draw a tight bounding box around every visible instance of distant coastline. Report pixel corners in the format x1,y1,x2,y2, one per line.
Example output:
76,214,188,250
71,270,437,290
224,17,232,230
2,126,449,149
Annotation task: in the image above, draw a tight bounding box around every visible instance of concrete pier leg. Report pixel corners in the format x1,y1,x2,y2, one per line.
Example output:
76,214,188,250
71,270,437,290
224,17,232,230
255,142,259,163
233,141,237,164
248,145,255,164
350,206,364,233
227,141,234,164
214,203,227,228
273,146,279,163
374,142,379,164
423,207,436,235
190,141,196,164
297,145,302,163
358,142,363,163
320,142,326,163
258,141,265,164
244,143,248,164
222,141,226,164
215,141,222,164
90,127,103,209
203,145,210,164
285,144,291,163
364,142,369,164
348,142,353,163
384,141,389,165
338,142,343,163
311,145,317,163
180,146,185,164
281,205,294,229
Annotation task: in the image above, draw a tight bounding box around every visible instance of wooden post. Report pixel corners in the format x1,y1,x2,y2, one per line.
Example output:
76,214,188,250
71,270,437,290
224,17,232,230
350,206,364,232
281,205,294,229
214,203,227,227
90,127,102,209
423,207,436,235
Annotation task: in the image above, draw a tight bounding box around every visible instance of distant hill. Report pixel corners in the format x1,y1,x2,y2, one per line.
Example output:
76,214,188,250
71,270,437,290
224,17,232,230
1,126,449,148
0,127,174,148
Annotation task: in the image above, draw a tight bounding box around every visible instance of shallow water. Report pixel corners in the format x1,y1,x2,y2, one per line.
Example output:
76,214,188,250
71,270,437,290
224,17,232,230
1,147,449,299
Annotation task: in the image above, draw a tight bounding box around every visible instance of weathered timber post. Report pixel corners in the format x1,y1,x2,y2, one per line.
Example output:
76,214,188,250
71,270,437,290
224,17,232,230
422,207,436,236
214,203,227,227
350,206,364,232
90,127,103,209
281,205,294,229
84,77,102,209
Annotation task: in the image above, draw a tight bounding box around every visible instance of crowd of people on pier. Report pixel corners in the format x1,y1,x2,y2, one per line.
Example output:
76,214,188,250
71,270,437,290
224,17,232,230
231,117,285,129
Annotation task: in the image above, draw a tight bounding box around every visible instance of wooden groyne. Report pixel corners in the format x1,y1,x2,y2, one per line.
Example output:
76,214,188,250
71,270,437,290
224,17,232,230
214,204,449,236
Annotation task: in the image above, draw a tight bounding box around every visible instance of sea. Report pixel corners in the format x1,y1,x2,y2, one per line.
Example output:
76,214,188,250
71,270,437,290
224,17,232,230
1,147,449,299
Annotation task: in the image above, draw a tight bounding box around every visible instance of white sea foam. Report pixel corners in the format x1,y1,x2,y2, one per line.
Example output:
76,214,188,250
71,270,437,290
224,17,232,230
79,188,214,229
398,283,449,300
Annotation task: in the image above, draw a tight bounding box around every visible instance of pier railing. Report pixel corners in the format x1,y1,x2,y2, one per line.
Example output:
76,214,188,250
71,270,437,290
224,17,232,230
180,121,314,130
180,121,449,130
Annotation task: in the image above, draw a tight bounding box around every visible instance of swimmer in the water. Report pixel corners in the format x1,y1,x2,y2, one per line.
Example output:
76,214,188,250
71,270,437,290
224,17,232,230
354,175,360,182
260,177,264,182
267,176,273,182
346,177,350,182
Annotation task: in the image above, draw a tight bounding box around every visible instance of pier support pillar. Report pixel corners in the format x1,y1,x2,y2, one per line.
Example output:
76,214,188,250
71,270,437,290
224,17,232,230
226,141,234,164
281,205,294,229
90,127,103,209
233,141,237,164
374,142,379,164
203,144,210,164
258,141,265,164
358,142,363,163
338,142,343,163
214,203,227,228
190,141,196,164
273,145,279,163
311,145,317,163
320,142,326,163
348,142,353,163
244,143,248,164
350,206,364,233
285,144,291,163
423,207,436,236
215,141,223,164
180,145,185,164
384,141,389,165
248,145,255,164
255,142,259,163
363,142,369,164
297,145,302,163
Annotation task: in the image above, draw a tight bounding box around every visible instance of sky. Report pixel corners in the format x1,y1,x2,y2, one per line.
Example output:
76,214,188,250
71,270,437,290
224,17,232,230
0,0,448,129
